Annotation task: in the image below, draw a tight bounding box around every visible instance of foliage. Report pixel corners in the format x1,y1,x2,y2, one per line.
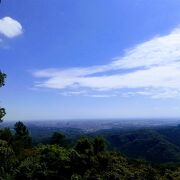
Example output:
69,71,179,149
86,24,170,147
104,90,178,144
13,122,32,159
50,132,67,147
0,71,6,121
0,71,6,87
15,157,47,180
0,140,17,172
14,121,30,137
0,122,180,179
0,128,13,144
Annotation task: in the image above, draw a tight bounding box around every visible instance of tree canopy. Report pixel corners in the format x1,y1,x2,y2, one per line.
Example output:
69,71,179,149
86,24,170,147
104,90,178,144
0,123,180,179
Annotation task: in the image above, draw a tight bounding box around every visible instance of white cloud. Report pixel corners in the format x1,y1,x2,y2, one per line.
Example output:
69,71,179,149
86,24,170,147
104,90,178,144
59,90,88,96
113,28,180,69
33,27,180,98
0,17,23,38
89,94,117,98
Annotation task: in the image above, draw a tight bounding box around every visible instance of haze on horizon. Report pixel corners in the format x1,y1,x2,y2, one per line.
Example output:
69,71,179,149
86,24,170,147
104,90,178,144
1,0,180,121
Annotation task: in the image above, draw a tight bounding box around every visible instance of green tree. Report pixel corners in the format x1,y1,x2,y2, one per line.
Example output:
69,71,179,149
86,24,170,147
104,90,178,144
13,122,32,156
0,140,17,172
36,144,70,178
72,138,97,176
74,137,93,155
0,71,6,87
93,137,106,155
50,132,66,147
15,157,47,180
0,71,6,121
0,128,13,145
14,121,30,137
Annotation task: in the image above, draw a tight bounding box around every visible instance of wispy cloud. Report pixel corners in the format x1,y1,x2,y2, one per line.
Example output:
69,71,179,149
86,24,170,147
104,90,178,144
33,27,180,98
0,17,23,38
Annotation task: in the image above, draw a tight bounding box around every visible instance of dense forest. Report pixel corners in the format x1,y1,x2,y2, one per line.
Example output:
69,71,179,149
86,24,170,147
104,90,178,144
0,121,179,179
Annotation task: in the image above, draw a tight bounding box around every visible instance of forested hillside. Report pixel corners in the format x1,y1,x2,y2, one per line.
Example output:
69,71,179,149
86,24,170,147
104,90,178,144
90,125,180,164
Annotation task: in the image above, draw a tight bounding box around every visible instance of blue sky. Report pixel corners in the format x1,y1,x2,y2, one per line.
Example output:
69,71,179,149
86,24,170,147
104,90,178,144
1,0,180,121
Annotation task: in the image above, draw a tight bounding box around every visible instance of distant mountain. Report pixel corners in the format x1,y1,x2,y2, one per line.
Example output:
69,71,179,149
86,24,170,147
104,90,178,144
156,125,180,147
107,130,180,163
25,123,180,163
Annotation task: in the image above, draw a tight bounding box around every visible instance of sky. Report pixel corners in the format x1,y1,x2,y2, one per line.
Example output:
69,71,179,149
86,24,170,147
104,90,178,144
1,0,180,121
